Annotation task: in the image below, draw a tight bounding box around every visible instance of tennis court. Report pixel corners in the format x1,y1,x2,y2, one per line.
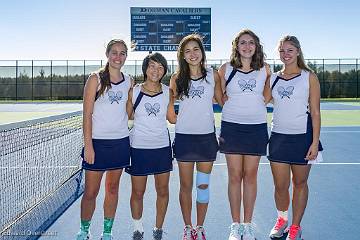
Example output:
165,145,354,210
1,101,359,239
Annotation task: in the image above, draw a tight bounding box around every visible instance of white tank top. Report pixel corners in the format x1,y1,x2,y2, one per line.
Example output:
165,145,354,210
130,84,170,149
221,62,267,124
92,72,131,139
270,70,310,134
175,68,215,134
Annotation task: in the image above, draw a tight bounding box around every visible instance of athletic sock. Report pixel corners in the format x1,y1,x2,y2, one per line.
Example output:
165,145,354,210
277,210,288,221
103,217,114,235
80,219,91,234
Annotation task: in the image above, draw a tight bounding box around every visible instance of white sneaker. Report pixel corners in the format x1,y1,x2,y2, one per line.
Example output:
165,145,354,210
194,226,207,240
100,233,112,240
182,225,195,240
269,217,288,238
243,223,256,240
285,225,302,240
76,231,91,240
228,222,242,240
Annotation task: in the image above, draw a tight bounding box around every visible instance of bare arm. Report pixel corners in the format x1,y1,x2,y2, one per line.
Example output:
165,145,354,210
169,73,178,99
263,64,272,104
126,77,135,120
218,63,229,103
167,88,177,124
213,69,224,107
126,87,134,120
306,72,321,160
82,74,99,164
218,63,227,94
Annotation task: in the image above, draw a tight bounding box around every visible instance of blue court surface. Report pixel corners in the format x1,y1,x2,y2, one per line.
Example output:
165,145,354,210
37,125,360,240
1,101,358,240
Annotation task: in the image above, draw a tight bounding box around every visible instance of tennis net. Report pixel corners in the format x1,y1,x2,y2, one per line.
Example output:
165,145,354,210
0,111,84,240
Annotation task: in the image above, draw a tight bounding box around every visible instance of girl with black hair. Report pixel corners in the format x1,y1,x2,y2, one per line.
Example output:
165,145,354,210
125,52,176,240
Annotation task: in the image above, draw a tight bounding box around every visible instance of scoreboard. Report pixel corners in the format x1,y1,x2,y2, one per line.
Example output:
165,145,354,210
130,7,211,51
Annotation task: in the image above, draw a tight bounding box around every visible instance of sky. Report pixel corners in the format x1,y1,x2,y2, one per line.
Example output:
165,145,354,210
1,0,359,61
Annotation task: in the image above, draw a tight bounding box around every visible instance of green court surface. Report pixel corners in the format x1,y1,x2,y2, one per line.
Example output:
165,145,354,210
214,110,360,128
0,112,75,125
0,103,83,125
1,102,360,126
320,110,360,126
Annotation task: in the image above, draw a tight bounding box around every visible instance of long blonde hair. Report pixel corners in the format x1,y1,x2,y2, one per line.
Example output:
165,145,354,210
277,35,312,72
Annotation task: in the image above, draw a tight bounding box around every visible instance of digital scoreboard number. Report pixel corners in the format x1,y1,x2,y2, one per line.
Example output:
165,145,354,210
131,7,211,51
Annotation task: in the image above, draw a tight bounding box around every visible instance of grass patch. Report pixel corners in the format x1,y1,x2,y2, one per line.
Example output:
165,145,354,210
214,110,360,128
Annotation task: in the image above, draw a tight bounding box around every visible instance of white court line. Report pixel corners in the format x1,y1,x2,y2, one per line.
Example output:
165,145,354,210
168,130,360,134
0,166,79,169
173,162,360,167
213,162,360,166
321,130,360,133
2,163,360,169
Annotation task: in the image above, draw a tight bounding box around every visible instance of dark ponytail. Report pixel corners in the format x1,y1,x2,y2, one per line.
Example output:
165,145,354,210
98,62,111,96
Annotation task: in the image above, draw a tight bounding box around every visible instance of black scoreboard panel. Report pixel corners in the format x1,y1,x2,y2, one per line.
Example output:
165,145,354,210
131,7,211,51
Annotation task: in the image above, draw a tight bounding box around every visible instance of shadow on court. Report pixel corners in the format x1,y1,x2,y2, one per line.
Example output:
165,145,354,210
38,125,360,240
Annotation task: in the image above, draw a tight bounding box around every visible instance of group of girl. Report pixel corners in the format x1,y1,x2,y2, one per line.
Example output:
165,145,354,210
76,29,322,240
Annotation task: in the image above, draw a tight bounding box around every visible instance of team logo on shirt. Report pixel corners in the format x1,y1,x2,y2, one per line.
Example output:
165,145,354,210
145,103,160,116
277,86,294,99
238,79,256,91
189,85,205,98
108,91,123,104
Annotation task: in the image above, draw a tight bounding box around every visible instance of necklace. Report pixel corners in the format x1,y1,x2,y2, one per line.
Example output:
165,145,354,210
142,84,162,94
281,70,301,75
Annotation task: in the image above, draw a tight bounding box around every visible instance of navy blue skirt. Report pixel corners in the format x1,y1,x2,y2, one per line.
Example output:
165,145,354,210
173,132,219,162
268,115,323,165
219,121,269,156
81,137,130,171
125,146,173,176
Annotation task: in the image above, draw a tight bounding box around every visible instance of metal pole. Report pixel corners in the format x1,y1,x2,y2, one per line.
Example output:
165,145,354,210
83,60,86,86
134,60,137,83
32,60,34,101
356,58,359,99
322,59,325,97
15,60,18,101
50,60,53,100
338,59,341,98
67,60,69,99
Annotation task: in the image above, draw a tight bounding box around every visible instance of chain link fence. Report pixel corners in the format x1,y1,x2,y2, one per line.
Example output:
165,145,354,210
0,59,358,100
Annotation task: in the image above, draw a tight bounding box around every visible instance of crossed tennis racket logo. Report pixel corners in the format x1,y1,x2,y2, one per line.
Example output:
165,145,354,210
277,86,295,99
145,103,160,116
238,79,256,91
108,91,123,104
189,85,205,98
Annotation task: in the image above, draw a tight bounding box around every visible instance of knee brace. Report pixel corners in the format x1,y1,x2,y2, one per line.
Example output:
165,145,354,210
196,171,210,203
